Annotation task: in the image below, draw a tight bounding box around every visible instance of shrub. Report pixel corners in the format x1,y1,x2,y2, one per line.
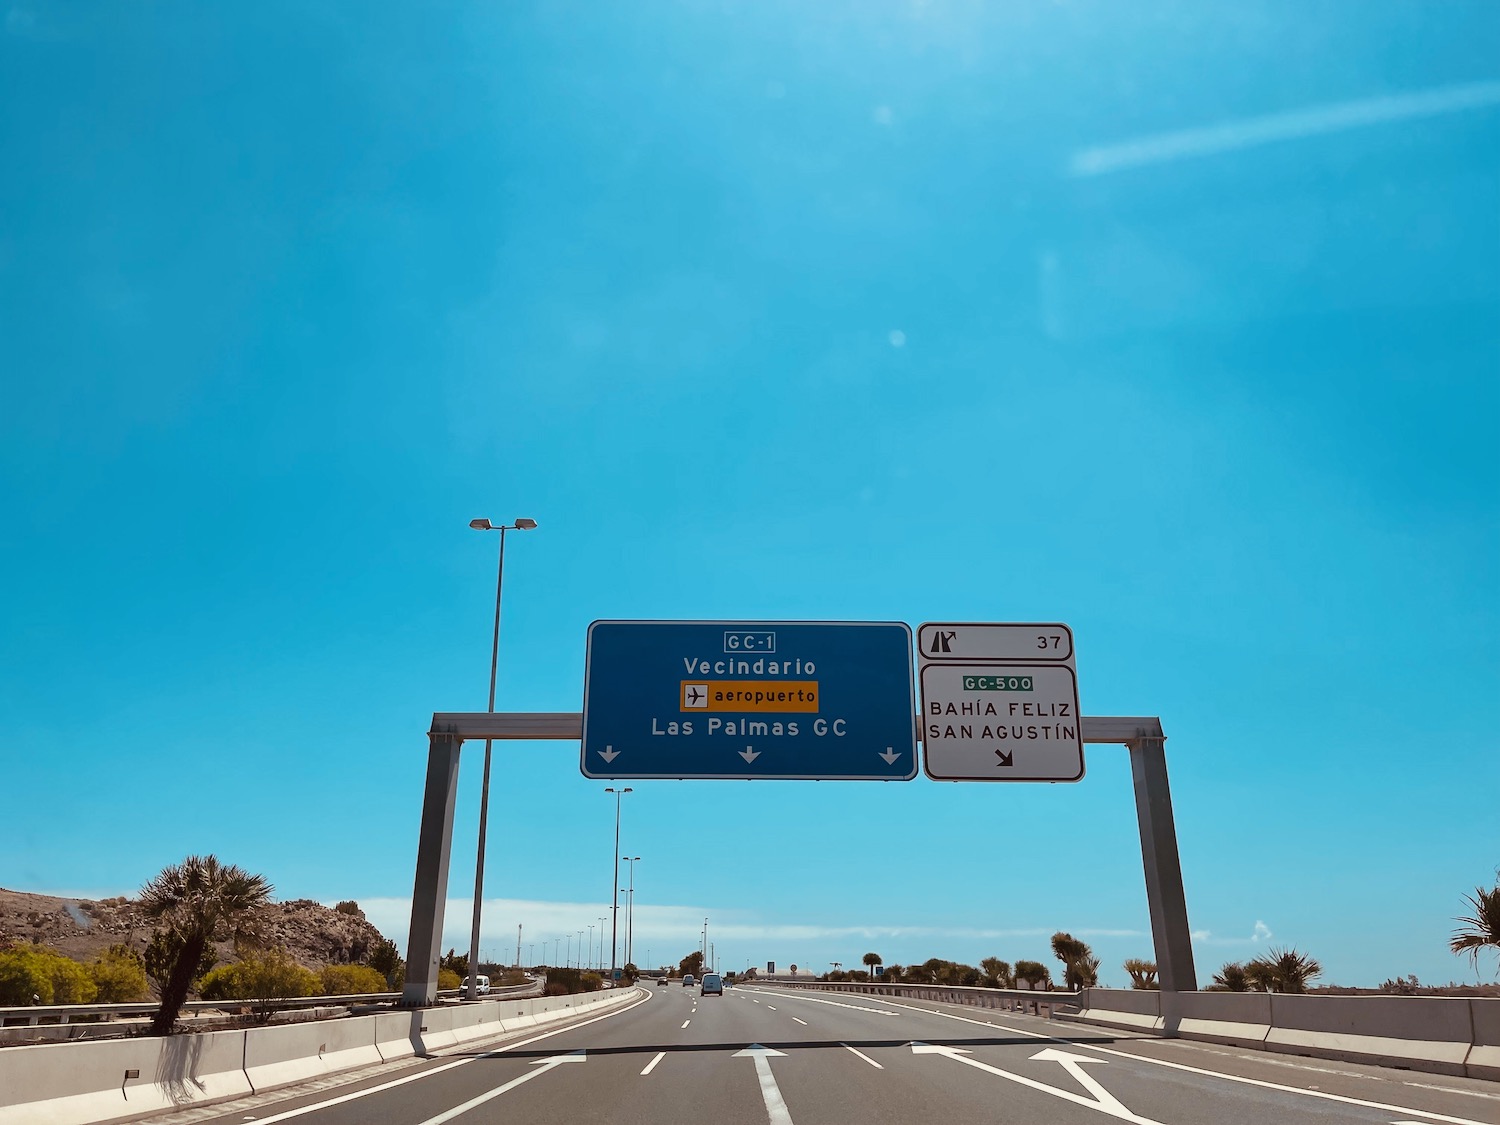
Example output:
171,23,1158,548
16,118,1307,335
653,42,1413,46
198,949,319,1004
1123,958,1159,990
0,946,97,1005
1014,960,1052,989
366,937,403,990
580,972,603,992
437,969,462,991
91,944,148,1002
334,901,363,917
320,964,389,995
544,967,583,994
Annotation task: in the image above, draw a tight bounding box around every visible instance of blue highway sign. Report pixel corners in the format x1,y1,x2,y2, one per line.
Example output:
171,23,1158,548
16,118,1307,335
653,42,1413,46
581,620,917,780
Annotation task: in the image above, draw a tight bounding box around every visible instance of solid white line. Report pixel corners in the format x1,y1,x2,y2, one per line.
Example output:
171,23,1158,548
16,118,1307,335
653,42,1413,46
414,1053,584,1125
739,987,898,1017
842,1043,883,1069
856,994,1493,1125
641,1051,666,1076
681,1019,691,1028
791,1016,808,1025
238,988,651,1125
1403,1083,1500,1101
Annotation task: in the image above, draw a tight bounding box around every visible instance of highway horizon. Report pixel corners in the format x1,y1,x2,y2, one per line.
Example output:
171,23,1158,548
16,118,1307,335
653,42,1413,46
151,984,1498,1125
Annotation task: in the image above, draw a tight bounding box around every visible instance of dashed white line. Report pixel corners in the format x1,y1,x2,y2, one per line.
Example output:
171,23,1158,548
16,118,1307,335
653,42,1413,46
791,1017,808,1026
641,1051,666,1076
842,1044,883,1069
767,1005,777,1011
681,1019,691,1028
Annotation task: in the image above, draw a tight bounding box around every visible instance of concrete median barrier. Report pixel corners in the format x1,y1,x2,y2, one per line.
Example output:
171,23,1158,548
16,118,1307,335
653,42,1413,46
243,1017,382,1093
1265,994,1473,1076
0,1028,252,1125
1,986,640,1125
1467,998,1500,1081
1074,988,1163,1032
1176,990,1271,1048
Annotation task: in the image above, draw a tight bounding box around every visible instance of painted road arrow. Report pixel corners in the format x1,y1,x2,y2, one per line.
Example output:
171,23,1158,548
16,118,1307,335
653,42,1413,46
910,1043,1162,1124
422,1051,586,1125
880,747,901,764
1031,1048,1128,1115
597,746,620,764
734,1045,793,1125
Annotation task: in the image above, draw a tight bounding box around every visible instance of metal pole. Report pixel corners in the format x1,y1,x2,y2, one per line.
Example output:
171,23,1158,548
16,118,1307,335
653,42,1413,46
1129,735,1197,1031
609,790,625,980
401,730,464,1006
466,527,508,1000
516,924,522,969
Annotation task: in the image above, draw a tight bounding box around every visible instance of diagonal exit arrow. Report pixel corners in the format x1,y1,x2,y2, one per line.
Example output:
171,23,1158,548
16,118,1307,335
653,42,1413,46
422,1051,586,1125
911,1042,1163,1124
1030,1048,1127,1114
734,1045,793,1124
597,746,620,763
879,747,901,764
995,749,1013,767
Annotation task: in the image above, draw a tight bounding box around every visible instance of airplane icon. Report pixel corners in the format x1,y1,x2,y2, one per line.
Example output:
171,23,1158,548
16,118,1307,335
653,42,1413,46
682,683,709,708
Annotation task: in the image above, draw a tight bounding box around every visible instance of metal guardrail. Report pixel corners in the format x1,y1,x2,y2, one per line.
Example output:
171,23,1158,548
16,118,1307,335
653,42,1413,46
765,979,1083,1019
0,980,540,1029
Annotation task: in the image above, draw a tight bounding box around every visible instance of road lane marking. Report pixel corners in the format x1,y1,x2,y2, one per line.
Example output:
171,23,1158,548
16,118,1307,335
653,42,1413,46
844,994,1494,1125
1032,1049,1132,1117
842,1044,883,1069
791,1016,808,1025
767,1005,777,1010
228,988,651,1125
735,1045,794,1125
415,1052,586,1125
1403,1083,1500,1102
739,988,898,1017
641,1051,666,1076
912,1042,1164,1124
682,1019,691,1028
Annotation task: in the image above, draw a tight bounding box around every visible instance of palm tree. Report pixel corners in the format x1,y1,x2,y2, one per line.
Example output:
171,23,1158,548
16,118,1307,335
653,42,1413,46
1451,882,1500,979
1122,958,1158,989
862,951,883,974
1246,947,1322,993
1212,962,1250,991
1051,932,1096,990
139,855,272,1034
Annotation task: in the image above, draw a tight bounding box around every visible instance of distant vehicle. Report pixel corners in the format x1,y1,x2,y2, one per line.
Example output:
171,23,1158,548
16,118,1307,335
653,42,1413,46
722,975,733,988
700,973,723,995
657,977,669,987
682,974,695,987
462,975,490,995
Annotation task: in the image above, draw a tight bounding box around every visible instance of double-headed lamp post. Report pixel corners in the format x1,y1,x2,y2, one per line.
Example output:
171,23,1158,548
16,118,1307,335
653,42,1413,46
465,516,538,1001
605,787,632,980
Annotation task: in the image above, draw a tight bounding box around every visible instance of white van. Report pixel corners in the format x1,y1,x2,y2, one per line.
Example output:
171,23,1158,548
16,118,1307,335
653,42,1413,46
463,975,491,995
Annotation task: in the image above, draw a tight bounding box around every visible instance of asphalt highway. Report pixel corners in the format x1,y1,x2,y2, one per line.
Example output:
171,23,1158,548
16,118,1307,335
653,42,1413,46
168,984,1498,1125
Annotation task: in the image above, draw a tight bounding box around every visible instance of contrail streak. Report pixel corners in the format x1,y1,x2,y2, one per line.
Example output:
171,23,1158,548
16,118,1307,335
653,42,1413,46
1070,80,1500,177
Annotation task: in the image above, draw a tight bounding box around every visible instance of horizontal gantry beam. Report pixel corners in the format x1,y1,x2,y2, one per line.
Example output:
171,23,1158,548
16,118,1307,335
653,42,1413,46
430,712,1165,744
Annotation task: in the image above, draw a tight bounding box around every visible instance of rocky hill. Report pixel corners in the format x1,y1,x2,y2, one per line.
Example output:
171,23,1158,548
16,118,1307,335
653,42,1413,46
0,887,390,971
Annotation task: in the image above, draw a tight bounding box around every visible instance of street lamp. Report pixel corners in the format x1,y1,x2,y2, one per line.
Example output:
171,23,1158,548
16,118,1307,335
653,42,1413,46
577,930,585,969
465,516,539,1001
598,916,607,970
604,787,632,980
622,856,641,967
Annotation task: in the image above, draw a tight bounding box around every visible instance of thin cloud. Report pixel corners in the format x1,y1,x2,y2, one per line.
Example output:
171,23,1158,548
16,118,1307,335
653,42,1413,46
1069,80,1500,177
1192,919,1274,947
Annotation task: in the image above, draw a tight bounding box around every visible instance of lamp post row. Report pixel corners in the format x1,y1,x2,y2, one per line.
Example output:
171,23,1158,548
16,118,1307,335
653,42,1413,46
464,516,647,990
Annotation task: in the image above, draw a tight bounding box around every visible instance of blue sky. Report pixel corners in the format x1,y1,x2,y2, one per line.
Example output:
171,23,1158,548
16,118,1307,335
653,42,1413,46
2,1,1497,987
